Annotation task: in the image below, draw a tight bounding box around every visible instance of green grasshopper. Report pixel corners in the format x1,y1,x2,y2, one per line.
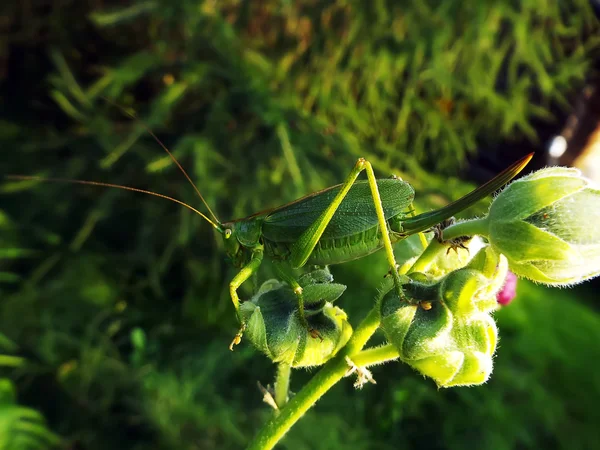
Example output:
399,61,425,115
9,126,533,349
220,153,531,349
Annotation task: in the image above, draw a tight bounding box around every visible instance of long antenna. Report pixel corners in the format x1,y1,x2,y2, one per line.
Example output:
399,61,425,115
5,175,222,231
103,97,221,225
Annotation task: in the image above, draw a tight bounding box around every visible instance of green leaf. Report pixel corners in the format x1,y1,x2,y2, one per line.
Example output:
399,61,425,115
89,1,158,27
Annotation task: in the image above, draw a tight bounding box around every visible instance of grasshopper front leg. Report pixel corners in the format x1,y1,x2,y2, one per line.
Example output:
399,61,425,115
289,158,406,316
229,247,264,350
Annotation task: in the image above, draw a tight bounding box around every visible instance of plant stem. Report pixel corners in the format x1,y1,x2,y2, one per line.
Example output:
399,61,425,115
247,355,347,450
408,238,445,274
344,299,381,355
352,344,399,367
442,217,489,241
247,298,384,450
274,363,291,409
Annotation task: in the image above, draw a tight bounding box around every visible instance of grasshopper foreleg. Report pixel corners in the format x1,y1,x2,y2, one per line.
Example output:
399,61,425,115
229,248,264,350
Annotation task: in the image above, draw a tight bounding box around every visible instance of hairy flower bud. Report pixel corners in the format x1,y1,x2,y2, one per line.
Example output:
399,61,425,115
485,167,600,285
240,270,352,368
427,236,487,279
464,245,509,306
381,254,505,387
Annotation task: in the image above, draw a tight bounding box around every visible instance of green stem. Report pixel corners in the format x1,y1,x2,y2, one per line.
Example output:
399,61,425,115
247,355,347,450
352,344,399,367
442,217,489,241
344,300,381,355
247,299,383,450
274,363,292,409
408,239,446,274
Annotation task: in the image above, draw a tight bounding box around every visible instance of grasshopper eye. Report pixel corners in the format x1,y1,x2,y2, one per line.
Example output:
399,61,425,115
224,229,232,239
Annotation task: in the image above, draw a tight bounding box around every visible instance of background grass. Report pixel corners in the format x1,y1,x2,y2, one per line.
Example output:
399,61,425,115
1,1,599,449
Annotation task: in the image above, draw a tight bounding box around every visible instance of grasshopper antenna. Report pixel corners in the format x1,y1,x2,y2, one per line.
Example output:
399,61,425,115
102,96,222,226
5,175,222,231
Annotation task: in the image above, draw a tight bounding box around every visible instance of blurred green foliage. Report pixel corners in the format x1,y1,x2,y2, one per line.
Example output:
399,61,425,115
0,378,60,450
1,0,599,449
0,335,59,450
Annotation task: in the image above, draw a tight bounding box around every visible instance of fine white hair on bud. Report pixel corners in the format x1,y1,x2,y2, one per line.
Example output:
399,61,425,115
239,269,352,368
380,247,507,388
485,167,600,286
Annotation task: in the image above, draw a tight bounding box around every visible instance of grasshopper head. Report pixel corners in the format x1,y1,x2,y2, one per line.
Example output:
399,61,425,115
221,219,263,268
221,223,245,268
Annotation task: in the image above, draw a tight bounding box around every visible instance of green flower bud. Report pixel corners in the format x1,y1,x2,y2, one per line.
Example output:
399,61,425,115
410,314,497,387
405,246,508,315
463,245,509,308
396,233,487,280
240,271,352,368
425,236,486,279
485,167,600,285
440,269,494,316
381,259,504,387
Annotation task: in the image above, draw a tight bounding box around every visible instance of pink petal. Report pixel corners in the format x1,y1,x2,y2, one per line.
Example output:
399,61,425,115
497,271,518,306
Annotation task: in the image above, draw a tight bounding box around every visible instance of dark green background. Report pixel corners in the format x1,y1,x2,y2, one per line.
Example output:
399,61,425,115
1,1,599,449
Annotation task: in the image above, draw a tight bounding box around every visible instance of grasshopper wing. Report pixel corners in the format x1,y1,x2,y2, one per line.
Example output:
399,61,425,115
262,178,414,243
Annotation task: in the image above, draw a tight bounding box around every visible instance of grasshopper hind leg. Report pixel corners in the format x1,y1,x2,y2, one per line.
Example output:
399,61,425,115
288,158,407,303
